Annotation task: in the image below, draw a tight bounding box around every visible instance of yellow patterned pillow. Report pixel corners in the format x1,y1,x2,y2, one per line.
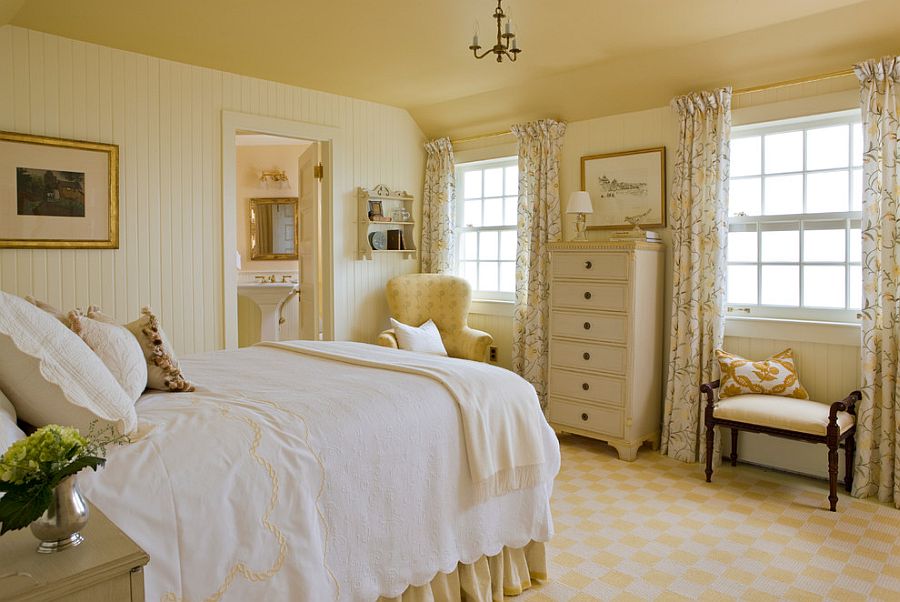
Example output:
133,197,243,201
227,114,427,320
716,348,809,400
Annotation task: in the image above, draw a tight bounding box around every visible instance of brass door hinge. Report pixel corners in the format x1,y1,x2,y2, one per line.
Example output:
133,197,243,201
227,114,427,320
314,163,324,180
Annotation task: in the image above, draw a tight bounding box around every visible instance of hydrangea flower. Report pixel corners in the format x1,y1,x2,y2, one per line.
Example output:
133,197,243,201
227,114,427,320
0,425,87,485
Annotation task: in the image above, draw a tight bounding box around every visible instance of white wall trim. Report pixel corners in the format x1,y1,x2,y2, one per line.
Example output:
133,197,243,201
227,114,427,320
470,299,515,318
222,111,342,349
725,316,860,347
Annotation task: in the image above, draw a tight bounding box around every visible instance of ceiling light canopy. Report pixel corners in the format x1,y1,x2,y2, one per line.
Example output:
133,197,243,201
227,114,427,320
469,0,521,63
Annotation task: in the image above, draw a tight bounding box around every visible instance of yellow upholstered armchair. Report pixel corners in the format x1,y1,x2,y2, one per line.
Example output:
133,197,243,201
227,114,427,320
377,274,493,362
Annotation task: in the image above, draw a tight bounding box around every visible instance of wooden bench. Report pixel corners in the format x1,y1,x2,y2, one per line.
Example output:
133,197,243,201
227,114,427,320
701,379,860,512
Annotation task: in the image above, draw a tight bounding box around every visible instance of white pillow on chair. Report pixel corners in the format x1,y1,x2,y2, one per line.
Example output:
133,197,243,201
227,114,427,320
389,318,448,356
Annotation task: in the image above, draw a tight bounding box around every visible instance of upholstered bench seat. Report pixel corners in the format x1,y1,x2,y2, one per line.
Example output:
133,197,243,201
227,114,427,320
713,395,856,436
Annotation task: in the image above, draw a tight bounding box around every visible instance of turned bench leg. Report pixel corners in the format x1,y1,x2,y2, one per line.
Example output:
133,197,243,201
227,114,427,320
827,440,839,512
705,423,715,483
730,428,739,466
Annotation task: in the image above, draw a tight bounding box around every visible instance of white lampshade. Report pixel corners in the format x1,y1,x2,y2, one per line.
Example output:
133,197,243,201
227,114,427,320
566,191,594,214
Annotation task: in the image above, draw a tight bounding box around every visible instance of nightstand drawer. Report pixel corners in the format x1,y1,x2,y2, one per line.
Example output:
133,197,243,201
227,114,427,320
550,398,624,439
549,369,625,406
551,311,627,343
552,281,629,312
550,339,627,374
553,252,629,280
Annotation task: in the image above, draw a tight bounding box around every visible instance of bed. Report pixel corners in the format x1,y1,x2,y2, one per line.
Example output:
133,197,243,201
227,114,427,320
78,341,561,601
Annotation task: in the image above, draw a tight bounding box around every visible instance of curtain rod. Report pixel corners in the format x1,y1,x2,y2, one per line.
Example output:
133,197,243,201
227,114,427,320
449,66,858,145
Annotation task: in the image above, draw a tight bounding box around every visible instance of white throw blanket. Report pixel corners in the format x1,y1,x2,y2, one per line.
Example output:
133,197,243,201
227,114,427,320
262,341,548,500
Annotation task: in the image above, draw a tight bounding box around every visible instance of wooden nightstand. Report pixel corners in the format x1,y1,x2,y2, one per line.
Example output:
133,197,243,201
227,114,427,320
0,502,148,601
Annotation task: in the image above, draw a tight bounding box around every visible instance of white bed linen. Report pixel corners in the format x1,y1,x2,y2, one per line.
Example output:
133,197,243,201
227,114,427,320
80,343,560,601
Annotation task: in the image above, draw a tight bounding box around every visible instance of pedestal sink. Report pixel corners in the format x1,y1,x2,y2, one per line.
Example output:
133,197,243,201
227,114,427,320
237,283,296,342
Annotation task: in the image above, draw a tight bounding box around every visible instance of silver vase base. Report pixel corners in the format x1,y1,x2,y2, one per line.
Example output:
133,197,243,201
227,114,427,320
36,532,84,554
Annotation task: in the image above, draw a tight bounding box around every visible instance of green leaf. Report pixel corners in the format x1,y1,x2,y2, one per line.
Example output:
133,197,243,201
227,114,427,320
0,484,53,534
49,456,106,487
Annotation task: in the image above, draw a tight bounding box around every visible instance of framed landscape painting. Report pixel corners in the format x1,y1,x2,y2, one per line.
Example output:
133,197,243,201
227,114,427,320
0,131,119,248
581,146,666,230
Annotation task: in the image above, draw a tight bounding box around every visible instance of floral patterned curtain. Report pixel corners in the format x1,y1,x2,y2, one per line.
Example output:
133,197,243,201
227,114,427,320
511,119,567,410
661,88,732,463
421,138,456,274
852,56,900,506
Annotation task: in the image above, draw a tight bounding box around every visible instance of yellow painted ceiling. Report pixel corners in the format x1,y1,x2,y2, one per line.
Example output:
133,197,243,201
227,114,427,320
7,0,900,137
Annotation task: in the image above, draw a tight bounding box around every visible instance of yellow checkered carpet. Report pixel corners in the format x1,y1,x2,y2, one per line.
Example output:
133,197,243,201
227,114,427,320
522,435,900,601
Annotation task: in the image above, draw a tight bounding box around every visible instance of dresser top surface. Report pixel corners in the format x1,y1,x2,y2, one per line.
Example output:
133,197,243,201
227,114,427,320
549,240,664,252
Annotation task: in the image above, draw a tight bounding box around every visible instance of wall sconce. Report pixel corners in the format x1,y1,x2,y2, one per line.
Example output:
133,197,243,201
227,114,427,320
259,169,289,188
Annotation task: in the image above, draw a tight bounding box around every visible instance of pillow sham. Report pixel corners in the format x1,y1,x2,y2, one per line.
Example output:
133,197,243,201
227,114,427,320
68,311,148,401
716,348,810,400
0,389,25,455
0,291,137,435
390,318,448,356
89,306,195,392
25,295,71,326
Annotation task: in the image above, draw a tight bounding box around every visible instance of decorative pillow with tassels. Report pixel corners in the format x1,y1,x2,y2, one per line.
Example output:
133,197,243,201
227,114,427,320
715,348,809,400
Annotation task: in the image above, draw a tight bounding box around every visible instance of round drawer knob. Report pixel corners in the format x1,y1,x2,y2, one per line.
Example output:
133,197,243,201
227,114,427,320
584,260,593,269
583,352,591,361
584,291,592,300
582,382,590,391
583,322,591,330
581,413,589,421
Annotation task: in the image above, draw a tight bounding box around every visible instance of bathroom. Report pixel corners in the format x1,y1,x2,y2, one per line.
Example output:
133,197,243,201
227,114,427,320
235,132,313,347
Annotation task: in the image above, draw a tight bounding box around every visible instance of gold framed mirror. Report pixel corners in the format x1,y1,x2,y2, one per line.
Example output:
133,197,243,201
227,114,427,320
249,197,298,260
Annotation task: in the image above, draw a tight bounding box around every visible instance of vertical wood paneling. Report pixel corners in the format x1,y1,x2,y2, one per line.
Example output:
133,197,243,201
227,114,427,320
0,26,424,353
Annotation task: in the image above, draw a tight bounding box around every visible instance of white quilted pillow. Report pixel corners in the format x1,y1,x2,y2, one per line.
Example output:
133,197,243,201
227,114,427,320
0,291,137,435
390,318,448,356
0,389,25,454
68,311,148,401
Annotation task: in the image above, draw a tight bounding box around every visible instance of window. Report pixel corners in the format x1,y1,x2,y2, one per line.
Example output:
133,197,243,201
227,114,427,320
727,110,862,323
455,157,518,300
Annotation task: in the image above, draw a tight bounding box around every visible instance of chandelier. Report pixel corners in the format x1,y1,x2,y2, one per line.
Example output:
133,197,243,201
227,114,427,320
468,0,521,63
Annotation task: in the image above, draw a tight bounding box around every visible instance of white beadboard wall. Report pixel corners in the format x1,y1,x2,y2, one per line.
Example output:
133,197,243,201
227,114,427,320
0,26,424,353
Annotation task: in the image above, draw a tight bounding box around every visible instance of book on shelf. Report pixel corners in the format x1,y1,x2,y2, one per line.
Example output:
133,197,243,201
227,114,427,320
387,229,404,250
609,229,661,243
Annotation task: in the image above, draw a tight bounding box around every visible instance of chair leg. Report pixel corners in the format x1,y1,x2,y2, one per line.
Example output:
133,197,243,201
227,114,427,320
705,423,715,483
827,441,839,512
845,433,856,492
730,428,739,467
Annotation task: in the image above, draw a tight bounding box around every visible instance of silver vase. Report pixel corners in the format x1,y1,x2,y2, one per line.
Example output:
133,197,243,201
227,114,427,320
29,475,89,553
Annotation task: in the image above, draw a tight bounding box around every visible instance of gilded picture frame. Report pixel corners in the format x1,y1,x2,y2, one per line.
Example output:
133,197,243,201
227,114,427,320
0,131,119,248
580,146,666,230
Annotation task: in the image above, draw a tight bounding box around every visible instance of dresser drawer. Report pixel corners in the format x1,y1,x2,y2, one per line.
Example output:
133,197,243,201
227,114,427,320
553,252,629,280
550,339,627,374
552,281,628,312
549,368,625,406
551,311,627,343
550,398,624,439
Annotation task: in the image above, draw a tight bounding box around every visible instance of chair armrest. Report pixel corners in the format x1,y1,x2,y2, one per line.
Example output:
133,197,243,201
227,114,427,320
376,329,399,349
700,380,721,406
454,327,494,362
829,390,862,422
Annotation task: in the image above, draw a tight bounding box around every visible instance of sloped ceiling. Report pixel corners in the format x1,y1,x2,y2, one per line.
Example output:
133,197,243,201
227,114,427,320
7,0,900,137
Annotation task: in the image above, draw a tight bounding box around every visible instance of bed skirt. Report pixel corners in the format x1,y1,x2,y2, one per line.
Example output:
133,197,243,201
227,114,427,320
378,541,547,602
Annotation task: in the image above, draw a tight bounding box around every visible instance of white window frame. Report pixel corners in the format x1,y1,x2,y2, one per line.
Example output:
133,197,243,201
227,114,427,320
454,157,518,302
728,110,862,324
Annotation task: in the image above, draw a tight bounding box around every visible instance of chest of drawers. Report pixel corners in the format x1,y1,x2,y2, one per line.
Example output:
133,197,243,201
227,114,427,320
547,241,665,460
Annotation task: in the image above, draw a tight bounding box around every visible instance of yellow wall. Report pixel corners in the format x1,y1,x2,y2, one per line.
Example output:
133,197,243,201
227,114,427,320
0,25,425,353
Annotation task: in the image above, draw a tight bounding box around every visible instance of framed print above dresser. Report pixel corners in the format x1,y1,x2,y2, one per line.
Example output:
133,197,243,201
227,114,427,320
548,240,664,460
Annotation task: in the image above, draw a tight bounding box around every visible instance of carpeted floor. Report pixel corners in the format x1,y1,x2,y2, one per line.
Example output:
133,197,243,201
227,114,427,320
521,435,900,601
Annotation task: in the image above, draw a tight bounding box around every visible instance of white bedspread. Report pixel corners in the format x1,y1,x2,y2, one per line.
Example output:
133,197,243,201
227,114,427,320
80,343,560,601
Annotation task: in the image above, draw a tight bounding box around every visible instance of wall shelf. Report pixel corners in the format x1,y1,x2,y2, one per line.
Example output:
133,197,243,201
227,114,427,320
358,185,417,260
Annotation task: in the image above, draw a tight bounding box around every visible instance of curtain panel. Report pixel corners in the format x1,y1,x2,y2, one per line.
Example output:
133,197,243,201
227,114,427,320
511,119,567,410
421,138,456,274
852,56,900,507
661,88,732,463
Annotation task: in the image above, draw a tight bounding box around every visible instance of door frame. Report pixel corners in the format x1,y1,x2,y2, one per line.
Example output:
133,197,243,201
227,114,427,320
221,111,340,349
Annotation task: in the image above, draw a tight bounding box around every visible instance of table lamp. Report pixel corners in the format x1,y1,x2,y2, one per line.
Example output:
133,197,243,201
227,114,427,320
566,191,593,241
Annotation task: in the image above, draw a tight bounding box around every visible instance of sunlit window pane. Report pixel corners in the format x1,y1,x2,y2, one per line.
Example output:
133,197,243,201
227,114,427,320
730,178,761,216
461,261,478,289
807,125,849,170
500,230,516,261
460,231,478,260
849,265,862,310
505,166,518,195
852,123,863,167
463,170,482,199
483,197,503,226
849,228,861,263
727,265,758,304
499,262,515,292
504,197,517,226
479,231,498,260
807,171,849,213
764,131,803,174
483,168,504,198
851,168,863,211
761,230,799,262
804,227,845,262
728,231,757,262
803,265,845,308
764,174,803,215
479,261,499,291
464,200,482,227
731,137,761,177
761,265,800,306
